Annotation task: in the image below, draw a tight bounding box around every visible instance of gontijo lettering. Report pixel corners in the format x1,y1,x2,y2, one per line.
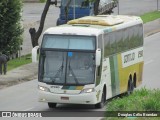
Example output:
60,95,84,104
138,50,143,58
124,52,135,63
121,47,143,68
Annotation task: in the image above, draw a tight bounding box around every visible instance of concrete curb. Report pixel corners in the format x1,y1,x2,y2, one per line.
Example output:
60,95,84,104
144,18,160,37
145,29,160,37
0,62,38,89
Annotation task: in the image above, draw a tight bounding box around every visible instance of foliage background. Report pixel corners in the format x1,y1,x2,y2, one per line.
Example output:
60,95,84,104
0,0,23,56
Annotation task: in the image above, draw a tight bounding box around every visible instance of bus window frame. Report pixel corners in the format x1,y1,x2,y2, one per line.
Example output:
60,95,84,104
38,34,98,86
95,34,103,86
41,34,97,51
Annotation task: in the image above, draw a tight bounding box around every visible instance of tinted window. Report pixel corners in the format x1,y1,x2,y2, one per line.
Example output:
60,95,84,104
42,35,96,50
103,24,143,57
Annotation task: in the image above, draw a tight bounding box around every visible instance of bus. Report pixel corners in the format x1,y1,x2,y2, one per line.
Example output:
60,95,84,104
32,15,144,108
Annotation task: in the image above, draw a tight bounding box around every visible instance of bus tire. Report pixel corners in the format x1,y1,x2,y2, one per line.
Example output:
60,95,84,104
127,78,134,95
95,89,106,109
133,73,137,88
48,103,57,108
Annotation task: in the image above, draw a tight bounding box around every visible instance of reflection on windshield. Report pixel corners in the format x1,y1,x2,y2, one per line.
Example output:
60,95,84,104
42,35,95,50
40,51,95,85
40,51,66,84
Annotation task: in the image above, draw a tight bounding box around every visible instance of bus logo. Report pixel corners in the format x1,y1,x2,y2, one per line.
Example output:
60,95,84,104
64,90,67,94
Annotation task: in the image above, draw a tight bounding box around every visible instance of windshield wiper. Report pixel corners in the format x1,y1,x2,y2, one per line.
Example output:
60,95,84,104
68,58,79,84
52,53,65,82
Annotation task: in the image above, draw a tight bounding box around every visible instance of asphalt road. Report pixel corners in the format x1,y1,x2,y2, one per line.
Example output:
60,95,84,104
0,32,160,119
113,0,159,15
142,32,160,89
22,0,159,55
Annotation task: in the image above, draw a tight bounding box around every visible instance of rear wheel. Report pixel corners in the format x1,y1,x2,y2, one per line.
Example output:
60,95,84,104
133,73,137,88
95,90,106,109
127,78,134,95
48,103,57,108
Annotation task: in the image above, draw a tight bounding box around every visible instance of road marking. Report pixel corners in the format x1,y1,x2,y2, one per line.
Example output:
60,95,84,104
23,107,34,111
144,60,153,65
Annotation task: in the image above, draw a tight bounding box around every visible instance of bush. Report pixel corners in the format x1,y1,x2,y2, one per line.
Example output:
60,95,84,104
106,88,160,111
0,0,23,56
105,88,160,120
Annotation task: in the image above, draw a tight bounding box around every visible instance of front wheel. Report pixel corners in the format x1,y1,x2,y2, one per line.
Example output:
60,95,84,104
95,90,106,109
48,103,57,108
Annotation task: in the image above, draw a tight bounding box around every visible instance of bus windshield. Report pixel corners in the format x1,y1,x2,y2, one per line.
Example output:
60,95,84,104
39,51,95,85
40,35,96,85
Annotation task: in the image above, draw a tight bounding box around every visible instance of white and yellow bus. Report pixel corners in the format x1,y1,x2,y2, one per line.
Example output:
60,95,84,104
32,15,144,108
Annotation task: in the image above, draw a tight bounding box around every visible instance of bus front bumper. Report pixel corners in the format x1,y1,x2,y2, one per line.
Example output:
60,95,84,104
38,91,98,104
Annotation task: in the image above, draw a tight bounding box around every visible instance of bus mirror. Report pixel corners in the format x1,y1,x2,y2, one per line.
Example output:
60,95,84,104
32,46,39,63
96,48,101,66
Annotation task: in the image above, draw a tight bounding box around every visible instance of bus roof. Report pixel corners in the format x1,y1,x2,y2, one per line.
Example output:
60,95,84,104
44,15,143,36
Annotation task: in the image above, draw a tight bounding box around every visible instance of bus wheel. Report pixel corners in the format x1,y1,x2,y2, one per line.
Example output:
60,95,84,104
127,78,134,95
133,73,137,88
95,90,106,109
48,103,57,108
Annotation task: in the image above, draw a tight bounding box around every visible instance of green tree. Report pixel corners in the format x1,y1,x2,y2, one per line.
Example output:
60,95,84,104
0,0,23,56
29,0,57,47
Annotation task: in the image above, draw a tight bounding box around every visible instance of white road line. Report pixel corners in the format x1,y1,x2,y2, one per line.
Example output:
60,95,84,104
144,60,153,65
23,107,34,111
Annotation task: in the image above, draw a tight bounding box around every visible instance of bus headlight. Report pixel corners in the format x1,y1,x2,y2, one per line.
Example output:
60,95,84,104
81,88,95,93
38,85,50,92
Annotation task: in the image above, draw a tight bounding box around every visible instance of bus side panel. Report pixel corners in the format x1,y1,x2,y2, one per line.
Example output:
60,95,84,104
101,58,112,99
117,47,143,94
117,54,126,93
109,56,120,97
105,47,143,97
117,54,141,93
137,62,143,86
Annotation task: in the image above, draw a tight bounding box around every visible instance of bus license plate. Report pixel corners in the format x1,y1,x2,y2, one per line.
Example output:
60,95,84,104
61,97,69,100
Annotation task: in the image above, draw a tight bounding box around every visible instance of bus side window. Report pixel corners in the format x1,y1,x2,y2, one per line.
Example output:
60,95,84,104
98,34,103,49
123,28,129,51
104,33,110,57
96,35,103,85
138,24,143,46
97,66,101,76
109,33,116,55
116,30,123,53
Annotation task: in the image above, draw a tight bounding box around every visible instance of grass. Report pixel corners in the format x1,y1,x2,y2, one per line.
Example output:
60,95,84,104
7,54,32,71
140,11,160,23
105,88,160,120
105,117,160,120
